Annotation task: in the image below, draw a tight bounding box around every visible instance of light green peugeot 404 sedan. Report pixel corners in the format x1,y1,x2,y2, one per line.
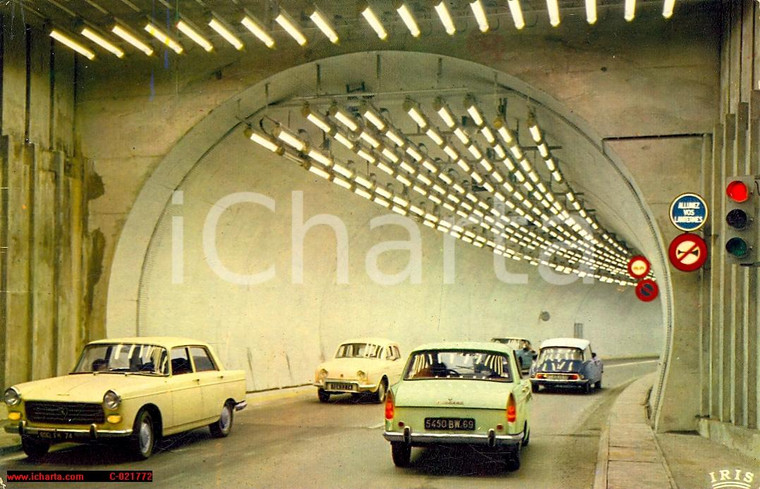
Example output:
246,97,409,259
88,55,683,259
383,341,532,470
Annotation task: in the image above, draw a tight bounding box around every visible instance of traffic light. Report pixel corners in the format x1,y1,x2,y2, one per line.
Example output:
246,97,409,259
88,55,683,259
724,176,757,260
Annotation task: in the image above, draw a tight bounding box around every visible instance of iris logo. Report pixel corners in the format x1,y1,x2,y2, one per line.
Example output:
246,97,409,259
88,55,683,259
708,469,754,489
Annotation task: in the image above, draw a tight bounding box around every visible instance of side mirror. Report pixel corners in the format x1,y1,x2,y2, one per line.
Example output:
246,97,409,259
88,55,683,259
532,352,538,359
592,352,597,359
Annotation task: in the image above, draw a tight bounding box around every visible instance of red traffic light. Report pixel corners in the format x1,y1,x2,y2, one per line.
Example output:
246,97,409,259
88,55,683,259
726,180,751,203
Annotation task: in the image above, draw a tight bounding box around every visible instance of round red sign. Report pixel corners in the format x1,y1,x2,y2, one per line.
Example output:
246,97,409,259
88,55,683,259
668,233,708,272
627,255,651,279
635,279,659,302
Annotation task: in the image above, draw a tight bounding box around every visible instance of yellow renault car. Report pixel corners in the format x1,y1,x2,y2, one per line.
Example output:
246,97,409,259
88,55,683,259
3,337,247,460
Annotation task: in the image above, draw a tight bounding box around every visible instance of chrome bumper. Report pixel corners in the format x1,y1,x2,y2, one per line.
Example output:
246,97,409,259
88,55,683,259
314,381,376,393
384,427,522,447
5,420,132,440
531,377,587,385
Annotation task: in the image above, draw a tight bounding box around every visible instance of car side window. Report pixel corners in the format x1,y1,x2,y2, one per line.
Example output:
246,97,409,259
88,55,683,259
171,347,193,375
512,351,524,378
189,346,217,372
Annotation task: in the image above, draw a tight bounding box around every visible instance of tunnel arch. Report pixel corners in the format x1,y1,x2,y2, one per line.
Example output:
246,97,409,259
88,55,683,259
106,51,671,406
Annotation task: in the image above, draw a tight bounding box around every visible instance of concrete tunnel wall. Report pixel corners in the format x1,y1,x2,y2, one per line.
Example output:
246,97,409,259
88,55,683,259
61,6,718,403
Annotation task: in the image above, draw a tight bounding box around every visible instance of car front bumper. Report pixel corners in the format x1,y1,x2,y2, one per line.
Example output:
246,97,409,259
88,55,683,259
5,420,132,441
383,427,523,447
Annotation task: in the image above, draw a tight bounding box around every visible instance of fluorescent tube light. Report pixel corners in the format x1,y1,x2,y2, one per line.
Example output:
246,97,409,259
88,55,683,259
309,6,339,44
50,29,95,60
241,11,275,48
275,8,307,46
144,21,183,54
112,21,154,56
361,4,388,40
176,18,213,52
395,1,420,37
434,1,456,35
209,13,244,50
81,27,124,58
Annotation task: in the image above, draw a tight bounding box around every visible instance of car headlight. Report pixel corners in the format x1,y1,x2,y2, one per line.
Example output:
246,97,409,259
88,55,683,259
316,369,328,382
3,387,20,406
103,390,121,410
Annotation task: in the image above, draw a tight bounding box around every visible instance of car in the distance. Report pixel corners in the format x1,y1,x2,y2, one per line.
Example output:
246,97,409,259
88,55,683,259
491,337,536,373
314,338,403,403
3,337,247,460
529,337,603,393
383,342,532,470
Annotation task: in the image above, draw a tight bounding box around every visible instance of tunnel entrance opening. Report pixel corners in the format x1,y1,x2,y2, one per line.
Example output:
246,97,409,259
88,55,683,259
105,51,670,421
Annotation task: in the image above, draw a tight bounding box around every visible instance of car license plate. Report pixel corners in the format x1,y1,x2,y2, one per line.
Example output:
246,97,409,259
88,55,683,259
424,418,476,431
547,373,567,380
38,431,73,440
327,382,356,391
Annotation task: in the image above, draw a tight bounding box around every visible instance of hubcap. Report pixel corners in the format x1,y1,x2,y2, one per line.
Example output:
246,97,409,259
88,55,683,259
220,406,231,431
139,420,153,453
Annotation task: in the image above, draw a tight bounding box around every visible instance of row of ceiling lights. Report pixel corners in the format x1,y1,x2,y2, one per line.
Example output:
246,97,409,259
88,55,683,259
246,95,642,286
46,0,680,61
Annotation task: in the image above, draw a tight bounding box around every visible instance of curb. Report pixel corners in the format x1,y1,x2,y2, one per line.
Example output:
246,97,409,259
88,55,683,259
592,373,677,489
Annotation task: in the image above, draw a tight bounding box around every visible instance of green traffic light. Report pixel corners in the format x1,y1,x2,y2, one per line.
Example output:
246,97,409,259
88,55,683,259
726,237,750,258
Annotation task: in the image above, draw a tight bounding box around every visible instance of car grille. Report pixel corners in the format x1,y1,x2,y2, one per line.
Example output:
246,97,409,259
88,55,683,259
25,401,105,425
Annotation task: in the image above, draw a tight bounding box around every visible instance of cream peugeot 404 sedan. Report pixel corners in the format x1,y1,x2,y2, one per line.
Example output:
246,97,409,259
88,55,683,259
3,337,247,460
314,338,404,403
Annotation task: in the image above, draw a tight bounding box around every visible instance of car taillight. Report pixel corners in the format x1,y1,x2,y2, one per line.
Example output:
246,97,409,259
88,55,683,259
385,391,395,420
506,394,516,423
570,374,579,380
536,373,546,379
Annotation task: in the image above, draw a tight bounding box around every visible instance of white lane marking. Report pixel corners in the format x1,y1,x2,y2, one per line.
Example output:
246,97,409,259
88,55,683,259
605,359,659,368
368,422,385,429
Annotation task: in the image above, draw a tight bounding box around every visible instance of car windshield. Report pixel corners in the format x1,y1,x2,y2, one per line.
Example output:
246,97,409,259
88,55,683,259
403,350,513,382
335,343,382,359
538,347,583,362
493,338,529,349
73,343,169,375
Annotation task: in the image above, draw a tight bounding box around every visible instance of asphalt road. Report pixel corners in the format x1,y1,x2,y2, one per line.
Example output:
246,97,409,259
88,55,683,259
0,359,657,489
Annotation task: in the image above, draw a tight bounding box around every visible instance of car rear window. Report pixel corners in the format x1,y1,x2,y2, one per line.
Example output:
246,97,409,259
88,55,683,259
538,347,583,361
403,350,513,382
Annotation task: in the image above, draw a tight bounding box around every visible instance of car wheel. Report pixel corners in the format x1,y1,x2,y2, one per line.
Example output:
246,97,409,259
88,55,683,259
391,442,411,467
531,382,539,393
374,379,388,403
595,378,602,390
505,448,521,471
318,389,330,403
522,422,530,447
209,401,234,438
130,409,156,460
21,436,50,460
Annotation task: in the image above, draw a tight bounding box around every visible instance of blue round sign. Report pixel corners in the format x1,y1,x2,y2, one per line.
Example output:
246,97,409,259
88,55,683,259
669,193,708,232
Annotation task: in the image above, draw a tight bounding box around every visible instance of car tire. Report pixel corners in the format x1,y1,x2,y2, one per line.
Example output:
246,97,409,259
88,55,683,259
21,436,50,460
318,389,330,403
595,379,602,390
374,379,388,403
522,422,530,447
505,448,521,471
391,442,411,467
531,382,539,393
130,409,156,460
209,401,234,438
